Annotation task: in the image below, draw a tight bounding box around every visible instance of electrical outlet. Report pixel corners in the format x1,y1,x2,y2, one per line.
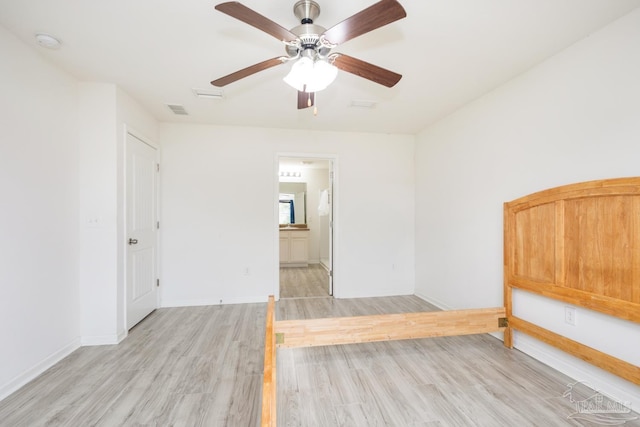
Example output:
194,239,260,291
565,306,576,326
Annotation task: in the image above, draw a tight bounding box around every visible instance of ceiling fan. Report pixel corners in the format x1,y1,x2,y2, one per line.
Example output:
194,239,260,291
210,0,406,110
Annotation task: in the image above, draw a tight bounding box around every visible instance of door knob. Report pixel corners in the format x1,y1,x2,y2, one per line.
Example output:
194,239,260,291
128,238,138,245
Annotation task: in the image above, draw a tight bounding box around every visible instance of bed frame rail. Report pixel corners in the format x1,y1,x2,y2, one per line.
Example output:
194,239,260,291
509,316,640,385
260,296,505,426
261,296,276,427
275,306,506,348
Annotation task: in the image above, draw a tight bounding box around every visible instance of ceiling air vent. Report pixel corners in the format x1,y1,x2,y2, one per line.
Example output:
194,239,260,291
192,88,224,99
350,100,377,109
167,104,188,115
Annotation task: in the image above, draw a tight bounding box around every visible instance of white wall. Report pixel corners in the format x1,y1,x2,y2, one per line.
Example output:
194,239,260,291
78,84,158,344
0,25,80,399
159,124,415,305
415,9,640,409
78,83,118,344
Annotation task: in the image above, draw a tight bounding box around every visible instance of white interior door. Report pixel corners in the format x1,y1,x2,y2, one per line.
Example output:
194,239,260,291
126,133,158,329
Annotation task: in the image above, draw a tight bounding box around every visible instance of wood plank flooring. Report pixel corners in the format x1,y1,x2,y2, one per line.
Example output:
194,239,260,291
280,264,330,298
0,296,637,426
276,297,640,427
0,304,266,427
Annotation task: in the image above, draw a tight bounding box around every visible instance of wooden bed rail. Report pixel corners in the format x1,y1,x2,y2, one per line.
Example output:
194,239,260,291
261,296,276,427
274,307,506,348
508,316,640,386
260,296,506,426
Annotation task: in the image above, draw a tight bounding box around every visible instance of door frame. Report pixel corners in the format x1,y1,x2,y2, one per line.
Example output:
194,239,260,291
123,127,160,331
274,152,338,300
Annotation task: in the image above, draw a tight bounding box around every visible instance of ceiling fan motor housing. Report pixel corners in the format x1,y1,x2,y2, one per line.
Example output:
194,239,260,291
286,0,331,58
293,0,320,22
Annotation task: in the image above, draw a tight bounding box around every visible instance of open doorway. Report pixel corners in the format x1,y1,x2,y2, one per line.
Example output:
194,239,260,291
278,156,333,298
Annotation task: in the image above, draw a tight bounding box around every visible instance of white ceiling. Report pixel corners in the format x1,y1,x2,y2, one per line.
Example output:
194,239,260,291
2,0,639,134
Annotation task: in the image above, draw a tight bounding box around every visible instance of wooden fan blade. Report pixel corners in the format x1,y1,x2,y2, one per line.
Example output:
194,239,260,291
215,2,298,42
332,54,402,87
211,57,285,87
297,91,315,109
322,0,406,45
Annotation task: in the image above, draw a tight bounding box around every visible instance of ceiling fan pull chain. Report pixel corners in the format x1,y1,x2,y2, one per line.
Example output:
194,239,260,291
314,93,318,116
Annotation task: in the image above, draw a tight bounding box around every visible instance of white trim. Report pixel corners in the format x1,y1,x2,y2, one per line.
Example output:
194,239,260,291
273,154,281,300
80,334,121,346
0,338,80,401
161,296,269,308
514,332,640,412
117,329,128,343
123,125,159,150
415,292,455,310
337,290,414,299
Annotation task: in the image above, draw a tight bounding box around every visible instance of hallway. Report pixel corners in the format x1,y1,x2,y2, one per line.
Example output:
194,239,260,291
279,264,330,298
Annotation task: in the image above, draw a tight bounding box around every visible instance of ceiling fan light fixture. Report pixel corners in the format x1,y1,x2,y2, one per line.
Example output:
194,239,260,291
283,57,337,93
212,0,406,108
313,59,338,89
283,56,313,91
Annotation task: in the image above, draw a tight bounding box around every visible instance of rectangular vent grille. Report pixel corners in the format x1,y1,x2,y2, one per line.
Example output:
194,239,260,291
350,100,377,109
193,88,224,99
167,104,188,115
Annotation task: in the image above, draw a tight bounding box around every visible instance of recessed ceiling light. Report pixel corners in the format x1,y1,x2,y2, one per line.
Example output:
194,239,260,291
35,33,61,49
350,99,377,109
192,88,224,100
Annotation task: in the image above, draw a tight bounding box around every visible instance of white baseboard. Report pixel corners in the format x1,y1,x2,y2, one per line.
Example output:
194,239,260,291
161,295,268,308
80,334,121,346
336,290,413,299
414,292,454,310
514,333,640,412
117,329,127,343
0,337,81,401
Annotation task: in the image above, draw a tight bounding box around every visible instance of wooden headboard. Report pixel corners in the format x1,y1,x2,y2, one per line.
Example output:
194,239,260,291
503,177,640,385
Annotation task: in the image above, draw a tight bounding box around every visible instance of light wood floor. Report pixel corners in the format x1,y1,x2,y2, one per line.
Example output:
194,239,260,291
0,296,637,426
276,297,640,426
0,304,266,426
280,264,330,298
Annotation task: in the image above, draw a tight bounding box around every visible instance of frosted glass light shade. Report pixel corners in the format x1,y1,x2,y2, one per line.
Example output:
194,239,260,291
283,58,338,92
311,60,338,91
283,57,313,91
